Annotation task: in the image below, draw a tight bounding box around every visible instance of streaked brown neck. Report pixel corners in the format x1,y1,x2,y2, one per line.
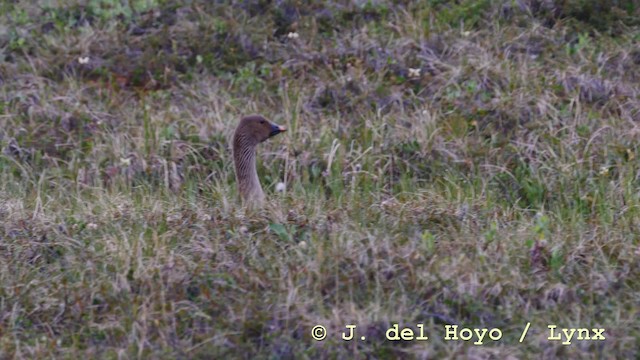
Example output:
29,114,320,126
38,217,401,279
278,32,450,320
233,133,265,205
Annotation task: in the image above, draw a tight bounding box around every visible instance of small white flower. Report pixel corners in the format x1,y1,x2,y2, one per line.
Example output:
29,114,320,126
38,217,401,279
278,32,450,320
87,223,98,230
354,163,362,172
275,182,286,193
298,241,307,249
78,56,90,64
287,32,299,39
408,68,421,78
120,157,131,166
462,30,471,37
599,166,609,176
239,226,249,234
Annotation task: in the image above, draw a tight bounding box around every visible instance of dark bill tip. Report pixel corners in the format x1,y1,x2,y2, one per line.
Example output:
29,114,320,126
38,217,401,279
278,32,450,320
270,124,287,137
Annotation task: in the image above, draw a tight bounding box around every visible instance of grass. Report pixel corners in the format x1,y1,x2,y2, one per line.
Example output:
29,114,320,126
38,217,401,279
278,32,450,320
1,0,640,358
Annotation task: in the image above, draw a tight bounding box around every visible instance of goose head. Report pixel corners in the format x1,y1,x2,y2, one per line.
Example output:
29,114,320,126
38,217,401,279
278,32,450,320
235,115,286,146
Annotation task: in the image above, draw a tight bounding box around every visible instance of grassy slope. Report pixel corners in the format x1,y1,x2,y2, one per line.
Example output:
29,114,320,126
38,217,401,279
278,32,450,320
1,0,639,358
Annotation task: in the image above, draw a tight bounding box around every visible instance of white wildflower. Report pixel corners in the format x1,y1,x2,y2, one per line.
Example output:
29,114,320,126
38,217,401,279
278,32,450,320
275,182,286,193
408,67,421,78
120,157,131,166
87,223,98,230
78,56,90,64
287,32,299,39
599,166,609,176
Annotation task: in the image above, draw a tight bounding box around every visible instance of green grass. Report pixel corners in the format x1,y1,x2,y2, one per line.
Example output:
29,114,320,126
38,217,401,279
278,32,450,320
1,0,640,358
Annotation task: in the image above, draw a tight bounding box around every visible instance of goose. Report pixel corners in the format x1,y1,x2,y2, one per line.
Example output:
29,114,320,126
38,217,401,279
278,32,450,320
233,115,286,206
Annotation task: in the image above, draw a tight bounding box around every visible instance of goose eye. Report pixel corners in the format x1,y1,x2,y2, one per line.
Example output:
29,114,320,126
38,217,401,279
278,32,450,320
260,120,265,124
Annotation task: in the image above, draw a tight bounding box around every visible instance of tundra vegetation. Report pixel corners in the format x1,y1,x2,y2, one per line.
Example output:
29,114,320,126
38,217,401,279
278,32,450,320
1,0,639,358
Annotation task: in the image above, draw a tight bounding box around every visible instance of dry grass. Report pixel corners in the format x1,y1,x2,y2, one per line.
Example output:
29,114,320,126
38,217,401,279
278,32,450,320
1,0,640,358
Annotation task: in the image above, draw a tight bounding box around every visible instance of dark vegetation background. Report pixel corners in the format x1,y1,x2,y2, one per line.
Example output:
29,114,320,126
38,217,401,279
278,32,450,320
1,0,640,358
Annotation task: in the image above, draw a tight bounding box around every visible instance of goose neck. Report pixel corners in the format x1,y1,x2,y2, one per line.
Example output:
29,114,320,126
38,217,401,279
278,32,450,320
233,140,264,203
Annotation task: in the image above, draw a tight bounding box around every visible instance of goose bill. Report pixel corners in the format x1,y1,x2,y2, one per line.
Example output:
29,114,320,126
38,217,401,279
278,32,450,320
270,124,287,137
